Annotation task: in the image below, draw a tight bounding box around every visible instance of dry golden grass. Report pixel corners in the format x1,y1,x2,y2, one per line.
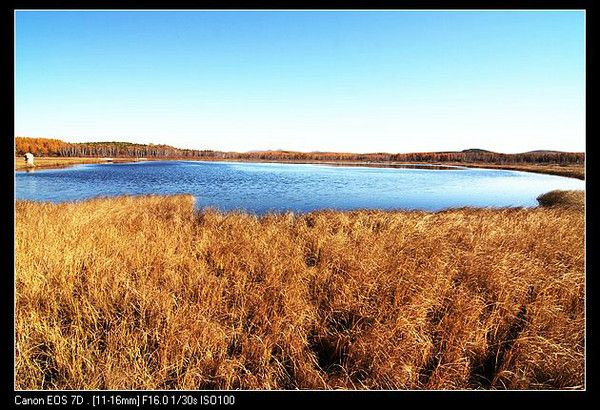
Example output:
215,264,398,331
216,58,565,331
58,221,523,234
537,190,585,210
15,195,584,390
14,157,134,170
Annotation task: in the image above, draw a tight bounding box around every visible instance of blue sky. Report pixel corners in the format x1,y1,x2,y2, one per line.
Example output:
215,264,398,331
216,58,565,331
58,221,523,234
15,10,585,153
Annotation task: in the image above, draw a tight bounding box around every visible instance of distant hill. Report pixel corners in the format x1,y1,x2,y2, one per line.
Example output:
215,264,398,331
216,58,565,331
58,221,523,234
462,148,494,154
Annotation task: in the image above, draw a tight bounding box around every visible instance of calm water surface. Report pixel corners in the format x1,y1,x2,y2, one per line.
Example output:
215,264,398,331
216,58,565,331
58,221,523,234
15,161,584,213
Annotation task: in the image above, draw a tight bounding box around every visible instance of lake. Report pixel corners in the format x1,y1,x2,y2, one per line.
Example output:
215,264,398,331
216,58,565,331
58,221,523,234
15,161,584,213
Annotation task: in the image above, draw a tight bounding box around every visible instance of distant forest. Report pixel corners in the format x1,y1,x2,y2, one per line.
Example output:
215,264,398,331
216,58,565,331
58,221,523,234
15,137,584,165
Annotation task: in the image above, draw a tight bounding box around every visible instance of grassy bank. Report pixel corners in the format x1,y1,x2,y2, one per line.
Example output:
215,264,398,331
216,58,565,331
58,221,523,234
537,190,585,209
444,162,585,180
188,159,585,180
214,159,585,180
15,195,584,390
14,157,137,171
14,156,584,179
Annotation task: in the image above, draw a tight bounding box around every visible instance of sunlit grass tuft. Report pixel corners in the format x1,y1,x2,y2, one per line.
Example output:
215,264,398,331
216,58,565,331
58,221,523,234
537,190,584,210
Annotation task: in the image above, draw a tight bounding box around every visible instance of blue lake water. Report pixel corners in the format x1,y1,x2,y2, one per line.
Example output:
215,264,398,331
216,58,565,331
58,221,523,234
15,161,584,213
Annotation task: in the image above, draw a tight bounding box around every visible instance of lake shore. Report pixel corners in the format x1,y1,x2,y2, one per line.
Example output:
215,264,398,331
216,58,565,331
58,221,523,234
14,156,141,171
15,156,585,180
16,193,584,389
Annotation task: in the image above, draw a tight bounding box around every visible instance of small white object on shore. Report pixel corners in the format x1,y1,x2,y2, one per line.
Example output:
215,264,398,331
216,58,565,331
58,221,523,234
24,153,35,167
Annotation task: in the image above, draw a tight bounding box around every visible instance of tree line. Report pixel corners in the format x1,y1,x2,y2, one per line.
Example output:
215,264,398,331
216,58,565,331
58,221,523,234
15,137,584,165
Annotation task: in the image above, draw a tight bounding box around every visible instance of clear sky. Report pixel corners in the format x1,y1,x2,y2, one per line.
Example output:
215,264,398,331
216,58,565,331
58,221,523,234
15,10,585,153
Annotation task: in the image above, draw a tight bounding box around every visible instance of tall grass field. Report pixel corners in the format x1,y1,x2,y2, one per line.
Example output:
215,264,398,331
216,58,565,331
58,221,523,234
15,194,584,389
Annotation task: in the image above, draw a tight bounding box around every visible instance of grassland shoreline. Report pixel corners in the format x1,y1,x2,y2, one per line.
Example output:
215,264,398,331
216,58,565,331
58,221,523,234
15,191,584,389
15,156,585,180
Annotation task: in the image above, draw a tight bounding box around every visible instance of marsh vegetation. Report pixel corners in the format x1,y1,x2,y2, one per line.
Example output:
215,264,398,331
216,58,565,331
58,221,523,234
15,194,584,389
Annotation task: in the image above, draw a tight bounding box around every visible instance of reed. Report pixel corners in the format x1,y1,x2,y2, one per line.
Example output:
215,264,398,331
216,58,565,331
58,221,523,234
15,195,584,389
